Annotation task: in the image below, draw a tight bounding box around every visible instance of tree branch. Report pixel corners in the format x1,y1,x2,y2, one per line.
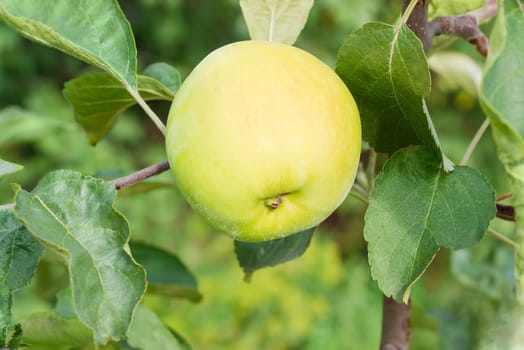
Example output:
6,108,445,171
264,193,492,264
403,0,431,51
380,296,411,350
111,160,170,190
0,161,172,211
428,0,497,56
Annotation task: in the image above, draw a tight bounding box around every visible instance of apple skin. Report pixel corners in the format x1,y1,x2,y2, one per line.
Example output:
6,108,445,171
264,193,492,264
165,40,361,242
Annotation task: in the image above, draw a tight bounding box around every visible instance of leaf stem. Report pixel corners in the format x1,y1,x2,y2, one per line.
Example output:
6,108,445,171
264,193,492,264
124,81,166,135
460,118,490,166
111,160,171,190
486,227,519,249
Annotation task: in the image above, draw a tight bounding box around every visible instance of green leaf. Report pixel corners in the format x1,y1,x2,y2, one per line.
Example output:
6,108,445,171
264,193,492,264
0,159,22,179
239,0,314,44
428,52,482,96
235,227,315,281
13,170,146,345
129,242,202,302
0,211,42,344
480,0,524,303
364,146,495,301
336,22,439,155
143,62,181,95
63,72,174,145
0,211,43,291
126,305,190,350
0,107,69,147
21,312,92,350
0,283,11,345
0,0,137,88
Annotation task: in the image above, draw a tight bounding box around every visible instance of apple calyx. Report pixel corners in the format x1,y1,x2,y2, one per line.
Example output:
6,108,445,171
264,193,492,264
264,195,285,209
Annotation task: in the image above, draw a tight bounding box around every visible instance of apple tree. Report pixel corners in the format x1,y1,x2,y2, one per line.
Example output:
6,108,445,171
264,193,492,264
0,0,523,349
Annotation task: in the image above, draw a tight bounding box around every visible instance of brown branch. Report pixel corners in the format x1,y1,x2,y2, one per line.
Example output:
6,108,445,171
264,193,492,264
380,296,411,349
111,160,170,190
428,0,497,57
403,0,431,52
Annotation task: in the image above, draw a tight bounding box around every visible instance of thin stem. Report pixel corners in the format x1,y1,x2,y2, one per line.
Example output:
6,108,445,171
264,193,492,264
111,160,170,190
486,227,519,250
460,118,490,166
124,81,166,135
0,203,14,211
469,0,498,23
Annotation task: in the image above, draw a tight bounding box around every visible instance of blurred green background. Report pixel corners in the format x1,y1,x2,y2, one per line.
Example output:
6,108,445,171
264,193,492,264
0,0,519,349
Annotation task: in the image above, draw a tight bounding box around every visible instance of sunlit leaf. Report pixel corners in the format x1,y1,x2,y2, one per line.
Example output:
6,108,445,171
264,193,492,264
0,0,137,88
130,242,201,302
13,170,146,345
480,0,524,303
63,73,173,145
235,227,315,281
336,22,439,155
364,146,495,301
240,0,314,44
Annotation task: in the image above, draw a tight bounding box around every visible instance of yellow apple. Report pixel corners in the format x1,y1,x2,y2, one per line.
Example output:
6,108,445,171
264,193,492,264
165,40,361,242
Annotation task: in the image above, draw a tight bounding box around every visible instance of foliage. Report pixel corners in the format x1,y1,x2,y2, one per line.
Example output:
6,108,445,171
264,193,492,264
0,0,522,349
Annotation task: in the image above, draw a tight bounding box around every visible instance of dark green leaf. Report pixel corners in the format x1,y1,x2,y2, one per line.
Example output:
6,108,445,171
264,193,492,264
63,72,173,145
0,283,11,345
480,0,524,302
129,242,201,302
364,146,495,301
0,159,22,178
143,62,181,95
0,107,69,147
0,211,43,291
235,227,315,281
13,170,146,345
6,323,23,349
21,312,92,350
0,0,137,88
336,22,439,155
125,306,190,350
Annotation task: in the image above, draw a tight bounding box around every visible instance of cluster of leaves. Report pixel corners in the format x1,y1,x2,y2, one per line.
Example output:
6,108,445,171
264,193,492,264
0,0,523,348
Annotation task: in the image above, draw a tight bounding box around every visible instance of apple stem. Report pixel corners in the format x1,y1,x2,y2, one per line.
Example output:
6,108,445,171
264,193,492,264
264,195,284,209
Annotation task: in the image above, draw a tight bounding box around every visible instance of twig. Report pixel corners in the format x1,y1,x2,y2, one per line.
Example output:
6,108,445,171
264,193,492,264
486,227,518,249
403,0,431,51
0,203,14,212
123,81,167,135
380,296,411,350
460,118,490,165
428,0,497,56
111,160,170,190
0,162,172,210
